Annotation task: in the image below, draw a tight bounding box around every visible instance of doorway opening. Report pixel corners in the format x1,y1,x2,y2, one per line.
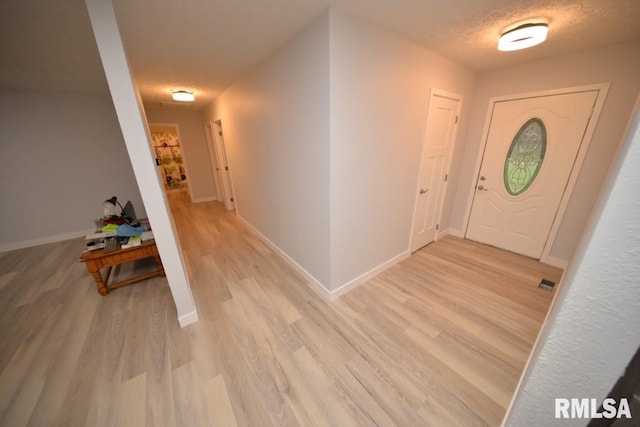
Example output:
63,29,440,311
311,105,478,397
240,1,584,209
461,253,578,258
149,123,191,195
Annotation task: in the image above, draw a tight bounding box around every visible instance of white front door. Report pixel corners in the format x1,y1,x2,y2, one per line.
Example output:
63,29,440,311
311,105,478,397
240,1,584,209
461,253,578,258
466,90,599,258
411,92,461,252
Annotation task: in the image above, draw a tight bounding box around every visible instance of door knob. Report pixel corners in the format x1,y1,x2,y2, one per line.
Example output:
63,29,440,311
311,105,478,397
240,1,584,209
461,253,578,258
480,176,486,181
477,185,488,191
420,188,429,194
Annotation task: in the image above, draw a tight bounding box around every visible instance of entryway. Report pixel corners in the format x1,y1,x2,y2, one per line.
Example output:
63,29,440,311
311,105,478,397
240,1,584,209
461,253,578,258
465,85,608,259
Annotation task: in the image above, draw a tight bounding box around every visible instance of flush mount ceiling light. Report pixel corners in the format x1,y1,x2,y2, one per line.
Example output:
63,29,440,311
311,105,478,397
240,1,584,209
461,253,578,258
498,23,549,51
172,90,195,102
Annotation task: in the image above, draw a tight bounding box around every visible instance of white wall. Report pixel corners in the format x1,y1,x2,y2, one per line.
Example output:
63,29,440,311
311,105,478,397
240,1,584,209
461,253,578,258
451,40,640,264
204,11,332,287
328,10,475,291
0,91,145,250
504,95,640,427
204,10,475,294
145,108,217,202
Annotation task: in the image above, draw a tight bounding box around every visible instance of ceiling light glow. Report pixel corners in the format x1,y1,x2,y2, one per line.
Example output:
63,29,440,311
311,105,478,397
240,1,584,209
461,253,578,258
498,23,548,51
172,90,195,102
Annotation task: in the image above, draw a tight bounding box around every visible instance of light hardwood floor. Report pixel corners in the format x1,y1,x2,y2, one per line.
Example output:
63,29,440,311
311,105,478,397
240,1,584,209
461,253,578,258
0,191,562,426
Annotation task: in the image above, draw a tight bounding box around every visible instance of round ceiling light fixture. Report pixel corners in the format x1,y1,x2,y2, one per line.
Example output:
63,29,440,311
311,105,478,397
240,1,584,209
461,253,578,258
498,23,549,51
172,90,195,102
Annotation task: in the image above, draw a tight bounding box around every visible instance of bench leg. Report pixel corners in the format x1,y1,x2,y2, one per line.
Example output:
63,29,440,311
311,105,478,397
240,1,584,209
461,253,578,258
153,253,166,277
85,261,109,296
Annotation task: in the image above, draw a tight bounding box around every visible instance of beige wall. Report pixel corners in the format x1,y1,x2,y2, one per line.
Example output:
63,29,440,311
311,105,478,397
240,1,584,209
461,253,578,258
204,10,476,293
451,40,640,264
145,108,217,202
0,91,145,250
328,10,476,290
204,11,332,287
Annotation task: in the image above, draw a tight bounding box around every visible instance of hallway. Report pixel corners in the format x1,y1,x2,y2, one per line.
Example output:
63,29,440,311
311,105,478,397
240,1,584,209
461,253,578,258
166,191,562,426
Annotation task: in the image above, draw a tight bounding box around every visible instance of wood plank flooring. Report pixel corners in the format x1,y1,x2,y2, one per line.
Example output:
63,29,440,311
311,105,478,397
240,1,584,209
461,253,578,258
0,190,562,426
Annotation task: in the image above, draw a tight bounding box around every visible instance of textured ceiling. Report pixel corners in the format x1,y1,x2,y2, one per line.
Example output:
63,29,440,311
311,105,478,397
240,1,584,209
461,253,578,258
1,0,639,110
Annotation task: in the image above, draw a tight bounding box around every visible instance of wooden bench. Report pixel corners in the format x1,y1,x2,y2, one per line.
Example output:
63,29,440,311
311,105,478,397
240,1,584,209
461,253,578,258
79,240,165,295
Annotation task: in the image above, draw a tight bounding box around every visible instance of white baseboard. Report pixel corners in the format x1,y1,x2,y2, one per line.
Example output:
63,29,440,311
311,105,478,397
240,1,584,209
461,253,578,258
191,196,218,203
178,310,199,327
447,227,465,238
541,255,569,269
328,250,410,300
436,228,451,240
0,228,95,253
236,216,413,302
236,216,332,301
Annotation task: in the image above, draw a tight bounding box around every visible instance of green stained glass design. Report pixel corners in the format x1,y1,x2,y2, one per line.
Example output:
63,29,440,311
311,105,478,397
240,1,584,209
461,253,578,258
504,118,546,196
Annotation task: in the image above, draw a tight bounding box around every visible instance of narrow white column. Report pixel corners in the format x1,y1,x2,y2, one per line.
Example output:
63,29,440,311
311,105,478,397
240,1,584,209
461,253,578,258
85,0,197,326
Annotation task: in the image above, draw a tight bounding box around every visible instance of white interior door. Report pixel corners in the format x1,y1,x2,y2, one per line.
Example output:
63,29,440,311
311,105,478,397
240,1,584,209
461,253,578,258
204,124,224,202
466,91,599,258
211,121,235,210
411,92,461,252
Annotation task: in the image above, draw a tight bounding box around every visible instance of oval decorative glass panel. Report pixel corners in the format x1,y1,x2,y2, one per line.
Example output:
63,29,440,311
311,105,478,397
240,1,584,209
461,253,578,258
504,118,547,196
